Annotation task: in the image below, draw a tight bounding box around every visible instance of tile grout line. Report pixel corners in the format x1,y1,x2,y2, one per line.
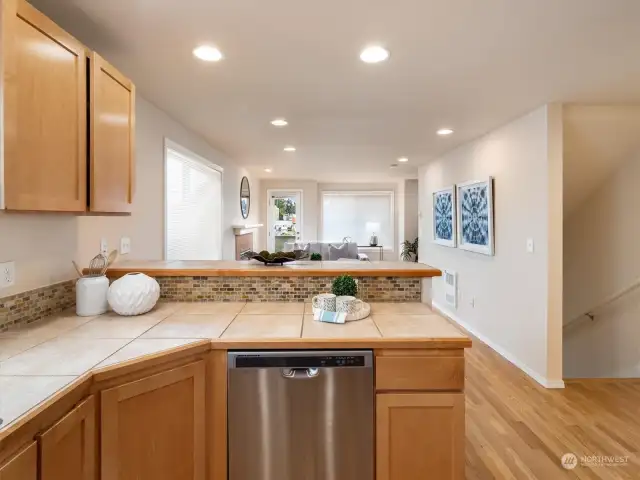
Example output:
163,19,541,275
84,308,179,369
0,312,100,364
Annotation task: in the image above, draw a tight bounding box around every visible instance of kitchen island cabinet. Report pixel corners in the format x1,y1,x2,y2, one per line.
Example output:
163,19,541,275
0,304,470,480
39,396,96,480
100,361,206,480
377,393,464,480
0,442,37,480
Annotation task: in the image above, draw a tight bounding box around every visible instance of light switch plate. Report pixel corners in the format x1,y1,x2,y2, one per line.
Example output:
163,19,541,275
526,238,534,253
120,237,131,255
0,261,16,289
100,238,108,255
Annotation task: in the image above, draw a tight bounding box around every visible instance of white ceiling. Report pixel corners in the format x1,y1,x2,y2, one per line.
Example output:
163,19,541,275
563,105,640,217
33,0,640,181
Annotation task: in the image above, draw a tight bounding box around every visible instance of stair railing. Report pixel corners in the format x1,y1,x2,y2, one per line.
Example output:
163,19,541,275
564,276,640,331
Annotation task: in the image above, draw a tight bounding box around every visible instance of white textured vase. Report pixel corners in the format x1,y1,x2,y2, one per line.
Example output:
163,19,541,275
107,273,160,316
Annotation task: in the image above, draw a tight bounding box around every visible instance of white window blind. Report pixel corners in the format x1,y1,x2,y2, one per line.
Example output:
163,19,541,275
165,145,222,260
321,191,394,247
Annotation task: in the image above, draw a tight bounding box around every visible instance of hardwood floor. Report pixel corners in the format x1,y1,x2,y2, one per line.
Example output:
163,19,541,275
466,337,640,479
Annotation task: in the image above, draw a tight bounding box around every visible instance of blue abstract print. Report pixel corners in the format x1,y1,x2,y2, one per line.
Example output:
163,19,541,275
434,191,454,241
460,185,489,246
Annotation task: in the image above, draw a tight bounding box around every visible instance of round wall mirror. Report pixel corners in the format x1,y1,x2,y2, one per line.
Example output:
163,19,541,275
240,176,250,219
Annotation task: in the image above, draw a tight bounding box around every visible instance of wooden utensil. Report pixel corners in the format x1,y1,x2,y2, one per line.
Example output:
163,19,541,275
71,260,84,278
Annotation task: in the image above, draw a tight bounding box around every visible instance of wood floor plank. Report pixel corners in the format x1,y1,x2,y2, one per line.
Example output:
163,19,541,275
465,335,640,479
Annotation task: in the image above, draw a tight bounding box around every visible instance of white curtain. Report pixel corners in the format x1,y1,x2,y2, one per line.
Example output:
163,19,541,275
321,191,394,247
165,147,222,260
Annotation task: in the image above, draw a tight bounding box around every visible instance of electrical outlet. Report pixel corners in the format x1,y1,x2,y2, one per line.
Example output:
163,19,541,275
526,238,535,253
0,261,16,289
120,237,131,255
100,238,108,255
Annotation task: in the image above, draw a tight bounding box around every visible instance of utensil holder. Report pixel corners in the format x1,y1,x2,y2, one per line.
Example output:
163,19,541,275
76,275,109,316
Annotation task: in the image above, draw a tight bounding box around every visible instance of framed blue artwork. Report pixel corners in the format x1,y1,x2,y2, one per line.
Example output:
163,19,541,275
457,178,494,255
432,186,456,247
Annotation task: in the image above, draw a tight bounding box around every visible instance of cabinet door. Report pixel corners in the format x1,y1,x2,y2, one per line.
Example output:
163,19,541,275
90,52,135,213
0,442,37,480
3,0,87,212
39,396,96,480
376,393,464,480
101,361,205,480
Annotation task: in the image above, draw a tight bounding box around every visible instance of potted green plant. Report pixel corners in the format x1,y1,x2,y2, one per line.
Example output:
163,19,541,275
401,237,419,262
310,253,322,261
332,275,358,297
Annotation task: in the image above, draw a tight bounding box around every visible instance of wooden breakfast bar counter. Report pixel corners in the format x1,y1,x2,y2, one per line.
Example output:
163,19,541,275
103,260,442,303
104,260,442,278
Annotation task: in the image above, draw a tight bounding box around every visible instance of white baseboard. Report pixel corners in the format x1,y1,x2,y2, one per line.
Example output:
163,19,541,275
432,300,565,389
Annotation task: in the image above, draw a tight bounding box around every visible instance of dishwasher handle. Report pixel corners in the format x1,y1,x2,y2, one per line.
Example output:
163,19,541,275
281,367,320,379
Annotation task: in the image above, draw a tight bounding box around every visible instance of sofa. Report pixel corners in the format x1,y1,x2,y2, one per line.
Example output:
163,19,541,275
284,241,367,261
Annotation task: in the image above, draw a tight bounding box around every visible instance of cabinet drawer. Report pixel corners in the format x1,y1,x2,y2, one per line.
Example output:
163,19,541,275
376,353,464,391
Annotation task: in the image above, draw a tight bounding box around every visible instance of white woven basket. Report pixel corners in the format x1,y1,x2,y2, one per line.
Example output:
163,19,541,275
313,301,371,322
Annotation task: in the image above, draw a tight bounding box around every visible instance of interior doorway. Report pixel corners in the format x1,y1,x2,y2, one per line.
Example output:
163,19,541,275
267,190,303,252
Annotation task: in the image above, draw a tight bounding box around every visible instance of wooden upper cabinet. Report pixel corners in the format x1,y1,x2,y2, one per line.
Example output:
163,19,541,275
101,361,206,480
0,442,37,480
3,0,87,212
89,52,135,213
376,393,465,480
39,396,96,480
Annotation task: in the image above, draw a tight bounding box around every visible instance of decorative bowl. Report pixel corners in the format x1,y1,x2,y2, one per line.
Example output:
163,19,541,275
242,250,308,266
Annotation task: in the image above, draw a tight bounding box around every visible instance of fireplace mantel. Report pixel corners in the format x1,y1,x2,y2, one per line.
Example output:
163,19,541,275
232,224,263,235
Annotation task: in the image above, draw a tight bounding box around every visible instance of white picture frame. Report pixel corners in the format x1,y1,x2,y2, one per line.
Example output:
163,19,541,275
456,177,495,256
432,186,457,248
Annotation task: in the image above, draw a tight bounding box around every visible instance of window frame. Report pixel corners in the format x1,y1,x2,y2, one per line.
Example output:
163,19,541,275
163,138,224,261
320,190,395,251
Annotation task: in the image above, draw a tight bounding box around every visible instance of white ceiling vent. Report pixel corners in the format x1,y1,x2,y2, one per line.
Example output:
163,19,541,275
443,270,457,309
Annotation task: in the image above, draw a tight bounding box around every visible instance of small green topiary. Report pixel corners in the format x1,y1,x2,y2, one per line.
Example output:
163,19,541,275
332,274,358,297
310,253,322,261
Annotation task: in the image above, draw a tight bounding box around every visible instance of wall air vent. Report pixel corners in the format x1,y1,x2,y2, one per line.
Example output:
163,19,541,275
443,269,457,309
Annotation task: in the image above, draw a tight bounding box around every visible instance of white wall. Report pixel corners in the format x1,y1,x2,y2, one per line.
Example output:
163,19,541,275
564,149,640,378
404,179,419,249
418,105,564,387
0,97,259,297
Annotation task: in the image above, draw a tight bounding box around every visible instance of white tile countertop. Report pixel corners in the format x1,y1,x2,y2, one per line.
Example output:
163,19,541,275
0,301,468,431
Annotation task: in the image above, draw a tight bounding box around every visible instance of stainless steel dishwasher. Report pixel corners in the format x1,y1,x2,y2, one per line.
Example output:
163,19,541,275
228,350,374,480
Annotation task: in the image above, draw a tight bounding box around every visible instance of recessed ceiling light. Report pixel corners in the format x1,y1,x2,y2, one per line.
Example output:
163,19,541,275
264,168,272,173
360,45,389,64
437,128,454,136
283,146,296,152
397,157,409,163
193,45,223,62
271,118,288,127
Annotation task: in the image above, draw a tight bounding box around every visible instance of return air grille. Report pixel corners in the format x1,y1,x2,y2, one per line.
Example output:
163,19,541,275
443,269,457,308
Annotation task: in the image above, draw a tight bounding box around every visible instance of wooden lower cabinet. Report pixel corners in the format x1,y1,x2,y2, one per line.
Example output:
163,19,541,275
376,392,465,480
0,442,37,480
39,396,96,480
100,361,206,480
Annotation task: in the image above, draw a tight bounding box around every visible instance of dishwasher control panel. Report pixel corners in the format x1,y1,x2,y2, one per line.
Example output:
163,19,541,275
230,350,373,369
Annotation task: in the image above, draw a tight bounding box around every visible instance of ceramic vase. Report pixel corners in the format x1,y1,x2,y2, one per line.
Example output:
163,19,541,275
107,273,160,316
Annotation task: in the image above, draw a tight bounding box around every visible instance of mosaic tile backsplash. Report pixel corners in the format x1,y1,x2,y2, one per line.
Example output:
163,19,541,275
0,280,75,332
156,276,422,302
0,275,422,330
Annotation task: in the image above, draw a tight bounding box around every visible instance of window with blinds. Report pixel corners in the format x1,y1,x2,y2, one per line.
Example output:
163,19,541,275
165,143,223,260
321,191,394,248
